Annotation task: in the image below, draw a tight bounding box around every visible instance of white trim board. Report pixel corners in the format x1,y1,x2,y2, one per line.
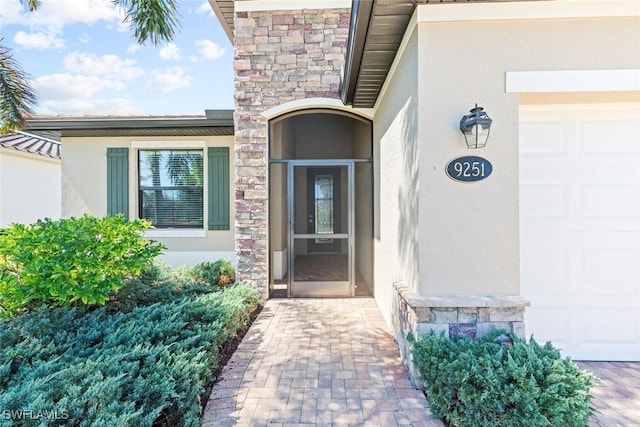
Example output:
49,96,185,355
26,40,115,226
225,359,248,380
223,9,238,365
506,70,640,93
131,140,206,148
519,102,640,112
417,0,640,22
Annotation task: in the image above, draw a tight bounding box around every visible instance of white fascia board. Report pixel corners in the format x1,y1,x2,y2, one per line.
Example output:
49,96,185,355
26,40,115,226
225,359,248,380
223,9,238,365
236,0,350,12
506,70,640,93
131,140,206,148
417,0,640,22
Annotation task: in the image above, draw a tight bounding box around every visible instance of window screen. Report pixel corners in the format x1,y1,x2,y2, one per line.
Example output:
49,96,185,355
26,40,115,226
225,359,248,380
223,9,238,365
138,149,204,228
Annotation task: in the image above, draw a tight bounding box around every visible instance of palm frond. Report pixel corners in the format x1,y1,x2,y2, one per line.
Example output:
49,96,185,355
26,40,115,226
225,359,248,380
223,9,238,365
115,0,181,46
0,40,37,135
24,0,42,11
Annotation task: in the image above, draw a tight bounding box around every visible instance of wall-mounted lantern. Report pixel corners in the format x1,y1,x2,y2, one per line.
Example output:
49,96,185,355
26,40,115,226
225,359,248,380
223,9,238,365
459,104,492,149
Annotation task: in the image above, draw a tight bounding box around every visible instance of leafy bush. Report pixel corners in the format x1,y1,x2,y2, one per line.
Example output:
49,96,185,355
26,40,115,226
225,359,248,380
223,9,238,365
109,260,237,313
0,284,261,427
105,260,176,313
173,259,236,289
411,332,595,427
0,215,163,318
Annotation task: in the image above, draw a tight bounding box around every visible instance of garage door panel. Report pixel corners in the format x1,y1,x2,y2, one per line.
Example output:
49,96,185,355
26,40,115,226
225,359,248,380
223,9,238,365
521,178,639,229
579,119,640,155
520,183,566,218
580,183,639,219
581,244,640,284
524,305,571,346
581,310,638,343
577,309,640,361
520,104,640,361
521,247,567,287
520,121,567,155
526,302,640,361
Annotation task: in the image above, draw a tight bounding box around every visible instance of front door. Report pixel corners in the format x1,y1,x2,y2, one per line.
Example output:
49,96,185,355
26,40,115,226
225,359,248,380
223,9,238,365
289,162,353,297
307,168,341,253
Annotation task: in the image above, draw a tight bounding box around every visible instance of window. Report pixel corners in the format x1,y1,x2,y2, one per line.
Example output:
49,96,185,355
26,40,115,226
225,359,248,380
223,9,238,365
138,149,203,228
107,145,229,231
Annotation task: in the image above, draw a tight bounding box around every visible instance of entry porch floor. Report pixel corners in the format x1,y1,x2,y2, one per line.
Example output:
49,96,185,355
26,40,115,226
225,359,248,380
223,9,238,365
272,254,373,298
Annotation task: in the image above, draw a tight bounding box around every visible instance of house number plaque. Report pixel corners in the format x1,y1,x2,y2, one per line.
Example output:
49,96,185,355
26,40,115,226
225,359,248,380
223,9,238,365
446,156,492,182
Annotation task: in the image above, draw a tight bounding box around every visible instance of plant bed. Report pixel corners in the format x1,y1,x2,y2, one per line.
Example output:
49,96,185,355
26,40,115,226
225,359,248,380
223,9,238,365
0,215,263,426
0,284,261,427
410,331,595,427
0,241,261,427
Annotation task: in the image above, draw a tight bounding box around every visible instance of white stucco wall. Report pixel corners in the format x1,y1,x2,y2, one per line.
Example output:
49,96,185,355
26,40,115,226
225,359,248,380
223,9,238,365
61,135,235,266
0,150,61,227
371,7,639,312
372,32,419,325
416,14,638,297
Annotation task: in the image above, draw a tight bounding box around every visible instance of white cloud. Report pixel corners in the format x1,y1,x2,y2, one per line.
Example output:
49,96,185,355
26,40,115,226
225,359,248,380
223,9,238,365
0,0,122,30
126,44,141,54
37,97,138,115
193,39,226,61
63,52,143,80
33,73,125,100
0,0,25,29
13,30,64,50
159,43,182,61
107,16,132,34
144,67,192,94
195,2,214,16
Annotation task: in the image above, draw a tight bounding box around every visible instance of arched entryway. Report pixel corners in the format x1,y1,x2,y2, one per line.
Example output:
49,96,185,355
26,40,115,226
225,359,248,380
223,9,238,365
268,108,373,298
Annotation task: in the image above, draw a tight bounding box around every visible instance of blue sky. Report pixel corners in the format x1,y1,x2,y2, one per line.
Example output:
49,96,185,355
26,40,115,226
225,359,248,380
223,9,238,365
0,0,234,116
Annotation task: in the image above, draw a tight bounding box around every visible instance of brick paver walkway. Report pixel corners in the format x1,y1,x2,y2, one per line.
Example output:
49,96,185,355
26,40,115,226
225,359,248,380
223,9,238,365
202,298,640,426
201,298,443,426
578,361,640,426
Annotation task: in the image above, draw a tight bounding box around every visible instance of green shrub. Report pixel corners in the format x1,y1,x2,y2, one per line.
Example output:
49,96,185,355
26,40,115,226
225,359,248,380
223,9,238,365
0,284,261,427
0,215,163,319
411,332,595,427
106,260,176,313
173,259,236,290
109,260,237,313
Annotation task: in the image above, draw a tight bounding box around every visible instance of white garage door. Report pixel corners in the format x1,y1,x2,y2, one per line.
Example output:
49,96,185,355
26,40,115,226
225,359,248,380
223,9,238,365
520,103,640,361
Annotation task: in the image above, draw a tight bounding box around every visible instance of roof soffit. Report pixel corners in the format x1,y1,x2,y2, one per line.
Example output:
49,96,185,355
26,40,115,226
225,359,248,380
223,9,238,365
342,0,558,109
209,0,234,42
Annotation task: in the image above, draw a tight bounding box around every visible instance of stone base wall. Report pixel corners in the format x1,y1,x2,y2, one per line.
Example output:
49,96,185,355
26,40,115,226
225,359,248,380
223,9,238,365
393,283,530,389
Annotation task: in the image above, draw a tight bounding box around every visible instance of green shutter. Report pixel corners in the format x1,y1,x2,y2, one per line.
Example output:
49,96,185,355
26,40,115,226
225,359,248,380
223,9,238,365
208,147,230,230
106,147,129,216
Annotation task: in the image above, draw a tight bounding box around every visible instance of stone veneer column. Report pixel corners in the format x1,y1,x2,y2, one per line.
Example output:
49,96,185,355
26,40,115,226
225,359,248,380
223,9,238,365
233,8,350,295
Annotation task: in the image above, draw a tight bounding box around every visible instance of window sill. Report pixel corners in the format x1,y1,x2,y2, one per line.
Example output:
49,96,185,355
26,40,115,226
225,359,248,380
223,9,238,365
144,229,207,238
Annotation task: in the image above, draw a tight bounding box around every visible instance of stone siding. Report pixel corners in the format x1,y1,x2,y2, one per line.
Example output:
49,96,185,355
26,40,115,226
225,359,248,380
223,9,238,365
393,283,529,389
233,8,350,294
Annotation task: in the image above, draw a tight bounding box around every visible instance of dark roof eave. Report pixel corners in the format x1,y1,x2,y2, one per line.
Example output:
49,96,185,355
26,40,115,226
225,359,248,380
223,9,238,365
209,0,234,42
340,0,374,106
24,110,235,132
